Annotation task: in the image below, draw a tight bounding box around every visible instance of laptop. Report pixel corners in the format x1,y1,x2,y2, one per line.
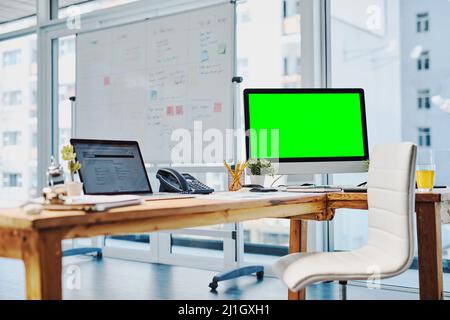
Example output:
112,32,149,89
71,139,192,201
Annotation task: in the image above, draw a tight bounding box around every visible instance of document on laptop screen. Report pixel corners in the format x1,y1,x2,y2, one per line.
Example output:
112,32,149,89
74,142,151,194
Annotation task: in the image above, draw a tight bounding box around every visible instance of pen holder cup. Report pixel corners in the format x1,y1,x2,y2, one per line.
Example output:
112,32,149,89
66,182,84,197
228,169,245,192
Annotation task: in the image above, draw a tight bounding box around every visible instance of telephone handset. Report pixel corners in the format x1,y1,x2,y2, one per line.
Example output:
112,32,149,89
156,168,214,195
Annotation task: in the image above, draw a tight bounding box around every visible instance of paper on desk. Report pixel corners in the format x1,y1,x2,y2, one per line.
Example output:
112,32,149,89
196,192,311,201
64,195,143,205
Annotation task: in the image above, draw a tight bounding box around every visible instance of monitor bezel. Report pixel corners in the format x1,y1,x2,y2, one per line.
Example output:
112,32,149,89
70,138,153,195
243,88,370,164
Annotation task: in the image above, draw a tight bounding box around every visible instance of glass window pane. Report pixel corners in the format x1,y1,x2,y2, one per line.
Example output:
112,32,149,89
58,0,141,19
330,0,450,292
58,35,76,162
0,0,36,35
237,0,301,265
0,34,37,207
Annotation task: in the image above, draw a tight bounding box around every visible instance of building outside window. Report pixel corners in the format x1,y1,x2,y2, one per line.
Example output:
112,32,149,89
331,0,450,293
0,34,38,206
418,89,431,109
2,91,22,106
2,173,23,188
283,56,289,75
282,0,288,18
419,127,432,147
418,51,430,70
3,132,21,146
59,37,75,57
2,49,21,67
417,12,430,33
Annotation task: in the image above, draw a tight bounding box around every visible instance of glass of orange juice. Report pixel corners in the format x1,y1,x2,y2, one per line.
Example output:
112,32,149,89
416,149,435,192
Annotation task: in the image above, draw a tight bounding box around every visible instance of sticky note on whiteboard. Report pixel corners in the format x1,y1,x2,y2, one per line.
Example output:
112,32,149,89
217,43,226,55
167,106,174,116
214,102,222,113
149,90,158,101
176,105,184,116
200,50,209,62
103,76,111,86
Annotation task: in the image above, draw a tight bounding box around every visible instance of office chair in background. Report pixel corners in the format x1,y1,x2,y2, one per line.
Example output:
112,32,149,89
273,143,417,300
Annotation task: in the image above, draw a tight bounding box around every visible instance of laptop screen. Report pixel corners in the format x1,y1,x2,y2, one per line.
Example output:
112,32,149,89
71,140,152,195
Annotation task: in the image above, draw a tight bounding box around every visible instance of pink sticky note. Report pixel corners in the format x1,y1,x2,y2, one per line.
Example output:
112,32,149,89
167,106,174,116
103,76,111,86
214,102,222,113
176,105,184,115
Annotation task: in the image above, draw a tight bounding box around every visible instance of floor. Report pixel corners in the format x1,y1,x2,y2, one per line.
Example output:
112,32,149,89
0,256,430,300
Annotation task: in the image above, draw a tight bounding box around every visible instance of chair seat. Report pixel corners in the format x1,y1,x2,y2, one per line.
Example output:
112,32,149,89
272,245,406,292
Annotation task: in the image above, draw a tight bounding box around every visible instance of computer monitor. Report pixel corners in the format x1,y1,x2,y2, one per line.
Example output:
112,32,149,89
244,88,369,174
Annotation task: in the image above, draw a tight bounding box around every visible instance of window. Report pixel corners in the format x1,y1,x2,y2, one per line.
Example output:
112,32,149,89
283,0,288,18
417,12,430,33
0,16,36,35
2,91,22,106
237,0,302,268
330,0,450,293
3,132,21,146
2,50,22,67
59,38,76,57
238,10,251,24
418,51,430,70
2,173,22,188
32,132,38,148
419,127,432,147
0,34,37,207
57,0,141,19
282,0,300,18
296,56,301,74
418,89,431,109
283,57,289,75
31,90,37,105
31,49,37,64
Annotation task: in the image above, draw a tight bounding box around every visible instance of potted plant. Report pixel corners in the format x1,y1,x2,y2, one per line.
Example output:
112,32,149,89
61,144,83,196
247,159,275,187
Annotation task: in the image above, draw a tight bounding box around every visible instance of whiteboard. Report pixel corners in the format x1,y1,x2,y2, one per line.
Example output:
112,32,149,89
75,3,236,165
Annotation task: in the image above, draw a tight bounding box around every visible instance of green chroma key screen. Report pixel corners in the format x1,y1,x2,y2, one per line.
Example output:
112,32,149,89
244,89,368,160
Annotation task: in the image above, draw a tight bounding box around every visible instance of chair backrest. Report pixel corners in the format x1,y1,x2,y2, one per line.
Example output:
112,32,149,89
367,143,417,275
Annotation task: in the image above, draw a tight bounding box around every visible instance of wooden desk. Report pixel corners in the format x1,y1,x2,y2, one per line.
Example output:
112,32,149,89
289,190,450,301
0,191,448,300
0,194,326,300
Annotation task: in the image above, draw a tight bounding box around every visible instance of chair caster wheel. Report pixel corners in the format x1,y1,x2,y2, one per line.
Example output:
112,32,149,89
96,252,103,260
209,281,218,290
256,271,264,280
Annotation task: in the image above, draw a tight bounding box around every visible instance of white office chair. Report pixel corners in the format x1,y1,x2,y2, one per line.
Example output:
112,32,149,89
272,143,417,299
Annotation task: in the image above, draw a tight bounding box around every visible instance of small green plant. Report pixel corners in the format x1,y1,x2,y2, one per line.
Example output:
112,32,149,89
61,144,81,182
248,159,275,176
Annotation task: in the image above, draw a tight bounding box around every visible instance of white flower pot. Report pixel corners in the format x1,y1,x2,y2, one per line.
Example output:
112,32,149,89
66,182,84,197
249,175,266,187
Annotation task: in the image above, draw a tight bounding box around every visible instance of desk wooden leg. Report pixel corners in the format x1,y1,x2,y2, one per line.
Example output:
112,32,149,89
416,202,444,300
21,231,63,300
288,219,308,300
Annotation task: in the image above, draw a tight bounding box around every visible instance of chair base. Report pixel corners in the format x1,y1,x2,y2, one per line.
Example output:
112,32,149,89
63,248,103,260
339,281,348,300
209,266,264,291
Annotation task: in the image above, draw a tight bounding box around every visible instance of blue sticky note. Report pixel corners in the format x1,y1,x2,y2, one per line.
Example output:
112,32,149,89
149,90,158,101
200,50,209,62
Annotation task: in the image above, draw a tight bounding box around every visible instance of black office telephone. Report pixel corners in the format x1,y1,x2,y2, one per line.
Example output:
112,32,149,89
156,168,214,195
